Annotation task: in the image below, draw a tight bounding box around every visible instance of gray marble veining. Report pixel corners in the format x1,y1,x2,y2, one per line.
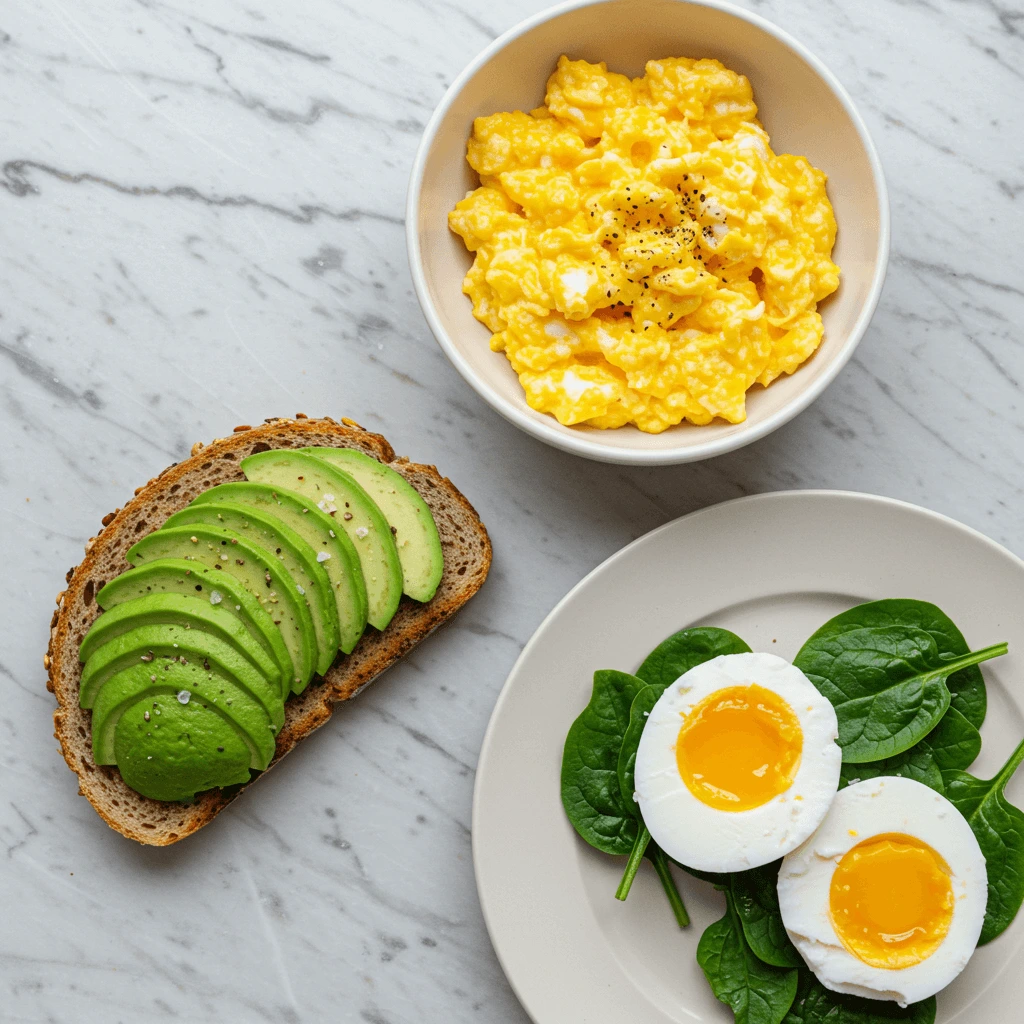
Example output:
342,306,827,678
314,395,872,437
1,0,1023,1021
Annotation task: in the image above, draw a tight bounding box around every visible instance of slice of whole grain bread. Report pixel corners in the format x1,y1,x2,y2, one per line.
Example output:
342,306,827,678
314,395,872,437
46,416,491,846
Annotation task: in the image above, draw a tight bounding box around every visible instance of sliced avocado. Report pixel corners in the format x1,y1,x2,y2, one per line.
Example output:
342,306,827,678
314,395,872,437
127,526,315,692
80,624,284,730
96,559,293,687
242,450,403,631
190,482,368,654
80,593,282,694
114,692,252,801
92,660,276,769
162,502,340,676
302,448,443,603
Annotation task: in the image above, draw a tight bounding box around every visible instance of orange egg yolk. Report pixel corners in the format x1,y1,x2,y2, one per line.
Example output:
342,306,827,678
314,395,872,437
675,684,803,811
829,833,954,969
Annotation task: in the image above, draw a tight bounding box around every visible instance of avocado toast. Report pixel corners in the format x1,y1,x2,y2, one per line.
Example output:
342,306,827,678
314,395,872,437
46,416,491,845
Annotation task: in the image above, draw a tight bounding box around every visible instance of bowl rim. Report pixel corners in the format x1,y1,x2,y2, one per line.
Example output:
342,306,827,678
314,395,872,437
406,0,891,466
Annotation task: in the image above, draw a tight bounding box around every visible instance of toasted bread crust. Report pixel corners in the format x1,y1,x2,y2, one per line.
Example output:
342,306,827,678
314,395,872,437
47,416,491,845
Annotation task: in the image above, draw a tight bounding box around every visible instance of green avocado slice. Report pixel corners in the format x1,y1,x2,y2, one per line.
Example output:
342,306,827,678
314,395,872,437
162,502,340,676
114,692,253,801
302,447,443,603
127,526,315,692
96,560,293,686
242,450,403,631
80,592,281,693
92,660,276,769
190,482,368,654
80,624,284,729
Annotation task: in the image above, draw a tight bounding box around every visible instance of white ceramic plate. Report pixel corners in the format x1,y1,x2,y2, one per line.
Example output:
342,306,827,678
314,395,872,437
473,491,1024,1023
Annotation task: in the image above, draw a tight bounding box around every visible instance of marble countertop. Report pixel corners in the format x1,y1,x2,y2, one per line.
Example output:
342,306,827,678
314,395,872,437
2,0,1023,1021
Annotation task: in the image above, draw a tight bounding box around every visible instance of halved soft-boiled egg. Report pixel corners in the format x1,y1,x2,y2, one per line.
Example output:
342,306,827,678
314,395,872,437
778,777,986,1005
633,652,841,873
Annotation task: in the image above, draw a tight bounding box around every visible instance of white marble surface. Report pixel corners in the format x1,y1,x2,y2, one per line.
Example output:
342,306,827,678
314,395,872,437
1,0,1023,1021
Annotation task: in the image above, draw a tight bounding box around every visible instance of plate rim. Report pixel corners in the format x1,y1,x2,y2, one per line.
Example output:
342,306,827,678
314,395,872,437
471,489,1024,1023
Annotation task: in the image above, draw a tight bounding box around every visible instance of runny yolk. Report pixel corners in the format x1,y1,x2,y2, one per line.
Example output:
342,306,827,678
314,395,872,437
829,833,954,970
675,684,803,811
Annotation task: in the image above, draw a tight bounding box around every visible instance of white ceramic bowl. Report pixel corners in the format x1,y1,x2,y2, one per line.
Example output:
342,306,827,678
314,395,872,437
407,0,889,465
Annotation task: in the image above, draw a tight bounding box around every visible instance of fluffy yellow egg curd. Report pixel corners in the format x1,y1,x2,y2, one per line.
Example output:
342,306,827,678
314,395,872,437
674,683,803,811
448,55,840,433
829,833,954,970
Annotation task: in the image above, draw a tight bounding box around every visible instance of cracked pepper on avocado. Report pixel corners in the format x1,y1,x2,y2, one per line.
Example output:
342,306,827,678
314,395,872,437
449,55,840,432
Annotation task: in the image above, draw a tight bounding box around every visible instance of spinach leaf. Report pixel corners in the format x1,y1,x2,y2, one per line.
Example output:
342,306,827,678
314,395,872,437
784,968,936,1023
916,705,981,771
561,669,691,926
793,625,1005,763
943,734,1024,944
730,862,801,968
837,706,983,794
676,859,730,886
838,749,944,794
697,891,798,1024
636,626,752,691
561,670,646,855
617,684,662,808
804,599,987,728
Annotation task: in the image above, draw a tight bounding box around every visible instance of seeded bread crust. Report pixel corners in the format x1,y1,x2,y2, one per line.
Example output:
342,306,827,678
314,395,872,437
46,416,491,846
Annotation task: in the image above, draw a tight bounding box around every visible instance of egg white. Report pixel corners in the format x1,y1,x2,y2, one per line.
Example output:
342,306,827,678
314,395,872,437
778,777,987,1006
633,652,841,873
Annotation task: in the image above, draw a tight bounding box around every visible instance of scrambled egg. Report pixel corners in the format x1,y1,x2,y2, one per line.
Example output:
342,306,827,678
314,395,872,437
448,56,840,432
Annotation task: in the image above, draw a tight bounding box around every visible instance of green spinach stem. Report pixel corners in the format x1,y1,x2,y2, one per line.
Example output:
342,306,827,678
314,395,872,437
649,845,690,928
995,733,1024,794
615,825,651,901
939,642,1009,676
